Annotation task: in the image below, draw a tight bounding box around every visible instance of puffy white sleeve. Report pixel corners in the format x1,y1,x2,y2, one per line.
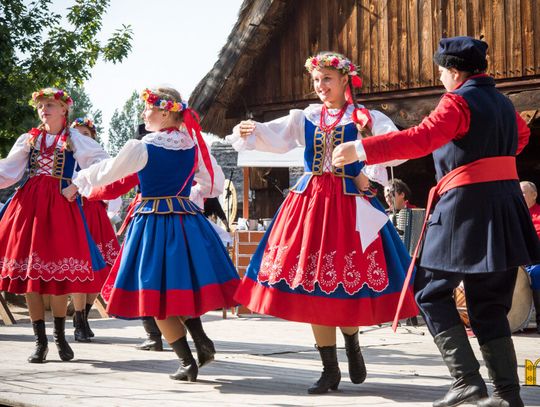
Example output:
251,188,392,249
72,140,148,197
0,134,32,189
70,129,110,169
360,110,406,186
226,109,305,153
190,147,225,206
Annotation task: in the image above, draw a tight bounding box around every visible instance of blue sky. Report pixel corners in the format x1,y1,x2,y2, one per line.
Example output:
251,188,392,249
51,0,243,139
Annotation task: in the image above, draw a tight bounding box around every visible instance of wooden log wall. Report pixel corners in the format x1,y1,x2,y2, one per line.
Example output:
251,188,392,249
242,0,540,111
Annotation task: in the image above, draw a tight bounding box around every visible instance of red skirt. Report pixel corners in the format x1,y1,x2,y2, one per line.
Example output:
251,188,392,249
81,199,120,297
258,174,388,294
0,176,99,295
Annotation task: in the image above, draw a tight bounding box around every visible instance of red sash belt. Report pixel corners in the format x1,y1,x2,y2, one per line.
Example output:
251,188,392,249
392,156,519,331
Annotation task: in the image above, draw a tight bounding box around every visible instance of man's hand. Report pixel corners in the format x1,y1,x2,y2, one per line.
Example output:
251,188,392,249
332,141,360,167
62,184,79,202
238,120,256,138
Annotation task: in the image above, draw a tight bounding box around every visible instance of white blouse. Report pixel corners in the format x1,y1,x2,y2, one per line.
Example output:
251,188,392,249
72,129,225,205
226,104,405,186
0,128,109,189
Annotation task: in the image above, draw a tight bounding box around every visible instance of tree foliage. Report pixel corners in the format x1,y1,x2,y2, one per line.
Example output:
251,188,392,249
0,0,132,155
107,90,144,156
66,84,103,141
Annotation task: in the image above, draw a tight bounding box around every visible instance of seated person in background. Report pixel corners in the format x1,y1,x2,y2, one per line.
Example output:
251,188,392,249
520,180,540,334
384,178,416,213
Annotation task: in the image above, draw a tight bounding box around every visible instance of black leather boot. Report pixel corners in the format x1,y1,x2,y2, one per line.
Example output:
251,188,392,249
135,317,163,351
28,319,48,363
307,345,341,394
432,325,488,407
85,303,95,338
73,310,91,342
532,290,540,334
54,317,74,361
342,330,367,384
476,337,524,407
184,317,216,367
169,336,198,381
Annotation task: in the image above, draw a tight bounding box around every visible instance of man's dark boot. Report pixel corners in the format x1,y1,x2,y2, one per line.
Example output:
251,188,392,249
73,310,90,342
307,345,341,394
169,336,198,382
532,290,540,334
342,330,367,384
84,303,95,338
135,317,163,351
432,325,488,407
476,337,524,407
54,317,74,361
28,319,48,363
184,317,216,367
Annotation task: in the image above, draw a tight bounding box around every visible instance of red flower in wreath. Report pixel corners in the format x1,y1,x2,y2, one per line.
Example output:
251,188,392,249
147,94,159,104
331,57,340,67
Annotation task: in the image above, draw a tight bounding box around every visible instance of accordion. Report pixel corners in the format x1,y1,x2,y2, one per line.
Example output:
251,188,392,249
394,208,426,255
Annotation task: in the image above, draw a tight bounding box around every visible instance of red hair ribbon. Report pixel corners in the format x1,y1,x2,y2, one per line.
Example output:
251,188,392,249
181,108,215,194
352,108,373,130
351,75,363,88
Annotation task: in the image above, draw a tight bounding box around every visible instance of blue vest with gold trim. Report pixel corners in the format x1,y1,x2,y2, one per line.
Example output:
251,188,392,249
291,119,365,196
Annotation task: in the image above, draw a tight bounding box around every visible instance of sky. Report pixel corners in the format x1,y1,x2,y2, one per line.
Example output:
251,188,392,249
51,0,244,141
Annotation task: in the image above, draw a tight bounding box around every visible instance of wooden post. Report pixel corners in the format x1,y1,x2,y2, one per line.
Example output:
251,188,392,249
243,167,250,219
0,292,16,325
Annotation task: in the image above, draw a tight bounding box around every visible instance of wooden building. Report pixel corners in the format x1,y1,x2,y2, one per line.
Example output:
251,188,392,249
190,0,540,213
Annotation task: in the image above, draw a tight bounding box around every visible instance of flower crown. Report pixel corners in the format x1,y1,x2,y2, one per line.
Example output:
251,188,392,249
30,88,73,108
305,54,363,87
71,117,95,131
141,88,188,112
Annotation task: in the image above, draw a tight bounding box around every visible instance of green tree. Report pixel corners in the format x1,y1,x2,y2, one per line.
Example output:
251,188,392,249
0,0,132,155
67,83,103,140
108,90,144,156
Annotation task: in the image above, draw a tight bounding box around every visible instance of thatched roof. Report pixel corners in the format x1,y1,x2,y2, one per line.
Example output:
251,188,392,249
189,0,291,137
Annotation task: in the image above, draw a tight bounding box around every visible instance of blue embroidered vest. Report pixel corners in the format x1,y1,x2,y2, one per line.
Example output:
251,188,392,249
136,143,200,214
291,119,365,195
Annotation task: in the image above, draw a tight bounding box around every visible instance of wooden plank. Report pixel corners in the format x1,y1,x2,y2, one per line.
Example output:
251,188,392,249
418,0,433,86
378,0,390,92
93,295,108,319
455,0,467,35
533,0,540,75
359,0,372,92
370,0,380,92
0,293,16,325
506,0,522,77
397,0,409,88
520,0,535,76
490,0,506,78
387,0,399,91
407,0,420,89
243,168,249,219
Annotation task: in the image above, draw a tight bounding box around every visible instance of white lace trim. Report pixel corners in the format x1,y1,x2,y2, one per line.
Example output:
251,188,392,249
303,103,364,127
142,129,195,150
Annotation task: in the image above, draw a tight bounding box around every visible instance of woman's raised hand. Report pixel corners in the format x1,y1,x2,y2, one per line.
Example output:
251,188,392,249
238,120,256,138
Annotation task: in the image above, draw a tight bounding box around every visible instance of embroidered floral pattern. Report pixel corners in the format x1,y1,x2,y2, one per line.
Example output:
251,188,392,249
257,245,388,295
0,252,93,282
96,239,120,266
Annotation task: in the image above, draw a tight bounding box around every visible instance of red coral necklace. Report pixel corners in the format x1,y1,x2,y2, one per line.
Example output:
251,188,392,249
319,102,349,134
